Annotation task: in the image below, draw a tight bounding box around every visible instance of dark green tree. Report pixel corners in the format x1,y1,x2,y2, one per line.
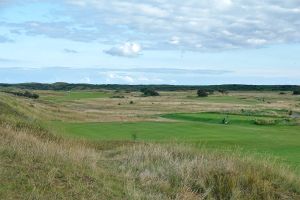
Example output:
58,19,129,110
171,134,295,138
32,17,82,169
197,90,208,97
141,88,159,96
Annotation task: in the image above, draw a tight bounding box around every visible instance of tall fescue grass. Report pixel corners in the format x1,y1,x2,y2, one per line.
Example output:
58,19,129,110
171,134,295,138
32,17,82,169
119,144,300,199
1,93,300,199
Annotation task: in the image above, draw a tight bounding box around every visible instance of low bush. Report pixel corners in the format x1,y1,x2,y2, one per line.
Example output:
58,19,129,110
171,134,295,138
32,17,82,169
254,118,276,125
3,90,39,99
111,95,125,98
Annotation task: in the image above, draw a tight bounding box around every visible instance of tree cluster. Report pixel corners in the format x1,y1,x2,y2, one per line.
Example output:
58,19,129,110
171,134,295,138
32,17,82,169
197,90,209,97
140,88,159,96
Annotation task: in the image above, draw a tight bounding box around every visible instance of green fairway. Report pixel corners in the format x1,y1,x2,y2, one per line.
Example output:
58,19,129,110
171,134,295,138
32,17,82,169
51,119,300,168
40,91,111,102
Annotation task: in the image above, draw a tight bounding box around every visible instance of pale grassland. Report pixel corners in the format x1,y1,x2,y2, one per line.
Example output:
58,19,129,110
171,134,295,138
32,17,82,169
10,90,300,122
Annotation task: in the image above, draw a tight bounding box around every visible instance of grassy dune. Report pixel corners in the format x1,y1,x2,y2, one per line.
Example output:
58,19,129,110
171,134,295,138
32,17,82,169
1,91,300,199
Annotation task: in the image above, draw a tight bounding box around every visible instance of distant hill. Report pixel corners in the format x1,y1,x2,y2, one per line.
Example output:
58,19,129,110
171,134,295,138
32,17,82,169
0,82,299,91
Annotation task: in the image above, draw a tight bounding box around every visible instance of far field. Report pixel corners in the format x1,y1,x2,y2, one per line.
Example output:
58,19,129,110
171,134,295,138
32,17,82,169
30,90,299,169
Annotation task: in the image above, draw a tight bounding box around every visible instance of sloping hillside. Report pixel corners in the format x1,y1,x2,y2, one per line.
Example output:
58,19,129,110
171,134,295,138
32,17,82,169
0,92,300,199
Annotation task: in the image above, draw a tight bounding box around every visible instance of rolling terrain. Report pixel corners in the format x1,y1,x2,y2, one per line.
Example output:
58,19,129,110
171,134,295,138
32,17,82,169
1,89,300,199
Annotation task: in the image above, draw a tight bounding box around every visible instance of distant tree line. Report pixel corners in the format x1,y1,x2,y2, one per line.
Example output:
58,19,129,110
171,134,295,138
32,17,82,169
3,90,39,99
0,82,299,92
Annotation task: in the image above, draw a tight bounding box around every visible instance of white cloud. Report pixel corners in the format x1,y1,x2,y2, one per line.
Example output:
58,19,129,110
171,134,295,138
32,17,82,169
105,72,135,83
104,42,142,57
213,0,233,10
246,38,267,46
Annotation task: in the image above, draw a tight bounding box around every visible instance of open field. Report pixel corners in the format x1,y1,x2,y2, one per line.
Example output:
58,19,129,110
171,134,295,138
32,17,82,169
1,89,300,199
5,89,300,167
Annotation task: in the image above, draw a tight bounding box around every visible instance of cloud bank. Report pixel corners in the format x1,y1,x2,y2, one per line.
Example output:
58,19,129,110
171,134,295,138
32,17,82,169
1,0,300,51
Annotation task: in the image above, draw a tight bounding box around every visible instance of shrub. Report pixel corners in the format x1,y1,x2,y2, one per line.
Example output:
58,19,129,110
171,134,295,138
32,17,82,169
254,118,276,125
293,90,300,95
141,88,159,96
111,95,125,98
4,90,39,99
197,90,208,97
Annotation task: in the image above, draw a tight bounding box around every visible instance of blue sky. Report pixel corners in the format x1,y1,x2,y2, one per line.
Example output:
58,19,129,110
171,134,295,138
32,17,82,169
0,0,300,85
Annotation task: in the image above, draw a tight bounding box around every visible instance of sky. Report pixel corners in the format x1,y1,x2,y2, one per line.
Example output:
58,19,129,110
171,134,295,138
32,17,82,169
0,0,300,85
